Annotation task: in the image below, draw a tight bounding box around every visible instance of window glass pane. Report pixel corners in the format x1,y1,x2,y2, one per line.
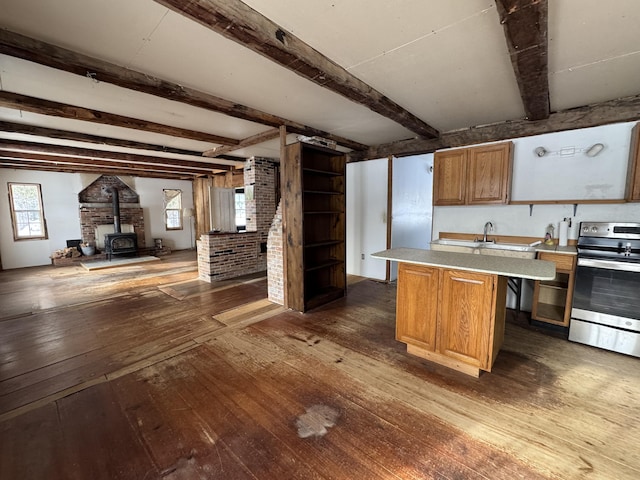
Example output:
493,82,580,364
9,183,47,240
166,210,181,229
235,191,246,227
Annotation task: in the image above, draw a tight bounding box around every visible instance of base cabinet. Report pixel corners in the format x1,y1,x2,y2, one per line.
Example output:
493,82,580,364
531,252,576,327
396,263,506,376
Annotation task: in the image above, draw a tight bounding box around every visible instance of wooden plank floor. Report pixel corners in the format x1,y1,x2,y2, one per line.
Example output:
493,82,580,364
1,250,639,479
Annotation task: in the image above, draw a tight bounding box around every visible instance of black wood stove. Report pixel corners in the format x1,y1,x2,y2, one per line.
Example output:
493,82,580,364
104,186,138,260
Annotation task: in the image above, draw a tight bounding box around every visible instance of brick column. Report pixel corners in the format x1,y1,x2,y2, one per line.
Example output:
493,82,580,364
267,201,284,305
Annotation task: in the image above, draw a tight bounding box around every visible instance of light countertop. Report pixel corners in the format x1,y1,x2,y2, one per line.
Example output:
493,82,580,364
372,247,556,280
533,244,577,255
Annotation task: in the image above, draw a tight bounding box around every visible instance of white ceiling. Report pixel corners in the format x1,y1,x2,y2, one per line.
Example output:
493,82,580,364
0,0,639,168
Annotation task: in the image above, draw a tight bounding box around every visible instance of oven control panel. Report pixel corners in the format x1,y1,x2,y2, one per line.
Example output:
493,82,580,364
580,222,640,239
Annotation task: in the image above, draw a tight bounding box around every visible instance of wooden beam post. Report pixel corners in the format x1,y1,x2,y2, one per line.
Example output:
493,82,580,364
0,29,368,151
0,92,239,146
495,0,550,120
154,0,440,139
203,128,281,157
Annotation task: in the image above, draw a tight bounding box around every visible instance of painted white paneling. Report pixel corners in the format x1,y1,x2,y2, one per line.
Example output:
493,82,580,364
390,154,434,281
346,159,388,280
0,170,194,269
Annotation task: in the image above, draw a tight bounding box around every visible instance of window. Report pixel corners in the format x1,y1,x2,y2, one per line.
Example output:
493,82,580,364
235,188,246,231
163,189,183,230
8,183,47,240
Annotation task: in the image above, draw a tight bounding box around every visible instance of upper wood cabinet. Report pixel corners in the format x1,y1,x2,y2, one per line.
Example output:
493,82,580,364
626,123,640,201
433,142,513,206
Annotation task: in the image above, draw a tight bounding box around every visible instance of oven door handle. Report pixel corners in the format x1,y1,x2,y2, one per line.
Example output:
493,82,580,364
577,258,640,273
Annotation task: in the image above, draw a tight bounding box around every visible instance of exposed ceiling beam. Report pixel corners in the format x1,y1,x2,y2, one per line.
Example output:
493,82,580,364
0,120,203,156
0,151,224,176
154,0,440,139
0,139,240,171
203,128,281,157
352,94,640,161
0,29,367,151
0,160,194,179
495,0,550,121
0,91,239,146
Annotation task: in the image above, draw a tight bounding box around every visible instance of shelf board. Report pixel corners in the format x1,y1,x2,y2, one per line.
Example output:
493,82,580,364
304,190,343,195
304,210,344,215
533,302,567,324
305,259,343,272
304,240,343,249
305,286,345,311
303,168,342,176
539,281,568,289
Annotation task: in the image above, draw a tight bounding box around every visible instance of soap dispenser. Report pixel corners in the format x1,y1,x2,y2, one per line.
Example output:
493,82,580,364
544,224,555,245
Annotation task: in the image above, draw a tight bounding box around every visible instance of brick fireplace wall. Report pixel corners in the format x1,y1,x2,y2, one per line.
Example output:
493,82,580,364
78,175,145,250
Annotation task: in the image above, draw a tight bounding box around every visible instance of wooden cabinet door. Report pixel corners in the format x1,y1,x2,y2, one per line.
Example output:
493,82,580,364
396,263,439,351
433,149,467,206
438,269,495,369
626,123,640,201
467,143,512,204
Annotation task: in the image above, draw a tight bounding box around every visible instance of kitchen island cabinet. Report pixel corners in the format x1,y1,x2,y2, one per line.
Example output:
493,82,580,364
373,248,555,376
397,262,506,376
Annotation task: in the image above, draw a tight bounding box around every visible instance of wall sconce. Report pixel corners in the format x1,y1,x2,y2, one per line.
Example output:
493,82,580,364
534,146,548,157
585,143,604,157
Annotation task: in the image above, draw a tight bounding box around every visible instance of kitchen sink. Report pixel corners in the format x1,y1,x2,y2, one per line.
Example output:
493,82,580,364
429,239,482,247
430,239,537,259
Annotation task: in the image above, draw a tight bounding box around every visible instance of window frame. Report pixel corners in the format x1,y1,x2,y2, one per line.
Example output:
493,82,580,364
8,182,48,241
163,189,183,231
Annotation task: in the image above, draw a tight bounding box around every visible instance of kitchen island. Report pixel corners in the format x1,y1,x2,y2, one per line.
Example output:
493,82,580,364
372,248,556,376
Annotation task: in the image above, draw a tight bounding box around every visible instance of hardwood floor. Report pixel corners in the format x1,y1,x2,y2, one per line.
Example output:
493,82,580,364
1,251,638,479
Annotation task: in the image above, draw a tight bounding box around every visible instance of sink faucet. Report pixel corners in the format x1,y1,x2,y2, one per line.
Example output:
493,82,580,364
483,222,494,243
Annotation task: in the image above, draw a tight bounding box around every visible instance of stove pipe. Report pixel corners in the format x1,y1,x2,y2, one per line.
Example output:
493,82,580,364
107,187,121,233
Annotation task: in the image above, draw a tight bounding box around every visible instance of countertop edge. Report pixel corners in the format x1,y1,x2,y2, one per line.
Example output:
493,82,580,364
372,248,556,281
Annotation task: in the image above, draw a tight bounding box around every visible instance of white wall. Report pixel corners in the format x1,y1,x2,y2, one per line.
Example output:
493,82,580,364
134,177,195,250
346,158,388,280
0,169,194,269
0,170,84,269
390,153,434,280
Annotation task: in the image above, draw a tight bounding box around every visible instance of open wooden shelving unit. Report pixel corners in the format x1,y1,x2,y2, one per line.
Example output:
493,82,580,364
531,252,576,327
283,142,346,312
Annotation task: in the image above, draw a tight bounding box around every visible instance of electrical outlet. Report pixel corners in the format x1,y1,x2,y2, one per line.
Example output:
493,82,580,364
361,253,365,260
